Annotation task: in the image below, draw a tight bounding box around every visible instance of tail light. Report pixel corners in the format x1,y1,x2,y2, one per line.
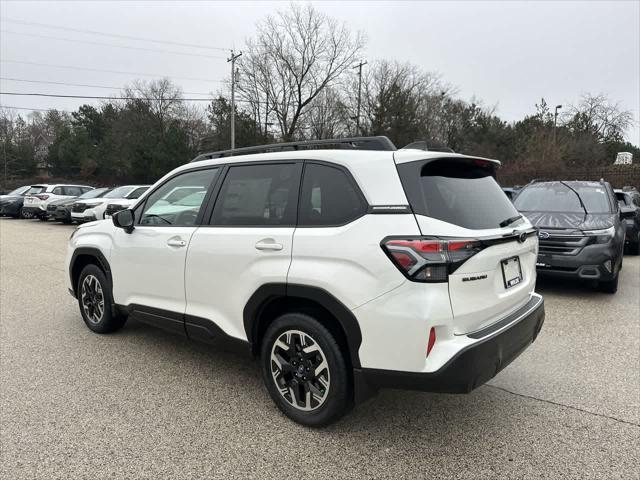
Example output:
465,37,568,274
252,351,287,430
381,237,485,282
35,194,50,200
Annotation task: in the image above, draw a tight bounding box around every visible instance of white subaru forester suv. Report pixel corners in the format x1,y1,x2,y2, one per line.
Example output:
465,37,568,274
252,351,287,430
66,137,545,427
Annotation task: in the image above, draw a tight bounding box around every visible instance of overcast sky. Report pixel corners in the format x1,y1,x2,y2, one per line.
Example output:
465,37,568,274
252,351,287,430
1,0,639,146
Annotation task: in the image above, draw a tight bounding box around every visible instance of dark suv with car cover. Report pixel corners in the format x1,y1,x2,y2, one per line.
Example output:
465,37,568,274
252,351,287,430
514,180,628,293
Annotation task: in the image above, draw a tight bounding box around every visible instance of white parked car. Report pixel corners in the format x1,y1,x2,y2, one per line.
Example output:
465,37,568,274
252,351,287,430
22,184,93,220
71,185,150,223
66,137,545,427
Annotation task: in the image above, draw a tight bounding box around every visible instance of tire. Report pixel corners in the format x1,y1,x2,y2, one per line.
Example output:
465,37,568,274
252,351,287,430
77,264,127,333
260,313,351,427
20,208,33,219
38,215,48,222
598,271,619,294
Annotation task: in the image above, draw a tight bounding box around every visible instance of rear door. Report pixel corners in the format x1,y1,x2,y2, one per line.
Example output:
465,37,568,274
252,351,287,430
184,162,302,342
396,156,538,335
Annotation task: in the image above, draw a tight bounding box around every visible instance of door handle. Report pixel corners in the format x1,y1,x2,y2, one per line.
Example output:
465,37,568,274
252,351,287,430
167,238,187,248
255,239,283,251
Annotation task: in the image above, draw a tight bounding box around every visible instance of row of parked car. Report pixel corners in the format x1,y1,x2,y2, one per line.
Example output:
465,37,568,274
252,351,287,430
0,183,151,223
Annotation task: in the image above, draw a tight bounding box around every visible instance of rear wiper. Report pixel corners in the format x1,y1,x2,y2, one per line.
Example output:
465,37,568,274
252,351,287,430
499,214,523,228
560,181,588,217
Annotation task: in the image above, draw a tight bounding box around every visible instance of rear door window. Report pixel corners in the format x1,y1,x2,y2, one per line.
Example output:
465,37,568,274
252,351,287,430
298,163,366,226
210,163,301,226
63,186,83,196
52,186,64,195
397,158,520,230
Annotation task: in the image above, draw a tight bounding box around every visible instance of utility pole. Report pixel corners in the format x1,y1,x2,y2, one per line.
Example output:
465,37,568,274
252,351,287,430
353,60,367,134
227,50,242,150
553,104,562,146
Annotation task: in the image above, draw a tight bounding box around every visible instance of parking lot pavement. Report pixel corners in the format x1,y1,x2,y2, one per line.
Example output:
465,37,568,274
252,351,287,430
1,218,638,479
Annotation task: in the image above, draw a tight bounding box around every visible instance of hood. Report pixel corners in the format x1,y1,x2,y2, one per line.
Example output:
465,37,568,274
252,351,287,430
523,211,616,231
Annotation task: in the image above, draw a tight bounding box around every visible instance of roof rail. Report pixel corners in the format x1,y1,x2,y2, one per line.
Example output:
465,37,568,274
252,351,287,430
192,136,397,162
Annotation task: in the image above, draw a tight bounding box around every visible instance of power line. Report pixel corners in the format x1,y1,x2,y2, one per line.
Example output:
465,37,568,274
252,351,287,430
1,17,230,52
0,91,275,107
0,77,212,96
0,105,66,112
1,30,226,60
0,92,215,102
1,60,223,84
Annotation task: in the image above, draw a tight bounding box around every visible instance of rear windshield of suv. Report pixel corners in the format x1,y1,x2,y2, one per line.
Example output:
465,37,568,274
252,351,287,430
25,185,47,195
514,182,611,213
397,158,520,230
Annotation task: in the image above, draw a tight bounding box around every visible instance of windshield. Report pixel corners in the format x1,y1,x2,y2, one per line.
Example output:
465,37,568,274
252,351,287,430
78,187,110,199
514,183,611,213
104,186,134,199
25,185,47,195
7,186,30,196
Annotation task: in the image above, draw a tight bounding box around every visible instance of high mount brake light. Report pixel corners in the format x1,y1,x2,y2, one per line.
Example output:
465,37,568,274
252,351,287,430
382,238,485,282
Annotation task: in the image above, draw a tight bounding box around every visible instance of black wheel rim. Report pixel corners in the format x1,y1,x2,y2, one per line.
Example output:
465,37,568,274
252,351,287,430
270,330,330,411
80,274,105,324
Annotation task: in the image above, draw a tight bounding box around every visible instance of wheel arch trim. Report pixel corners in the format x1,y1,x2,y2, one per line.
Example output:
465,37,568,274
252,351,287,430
243,283,363,368
69,247,112,296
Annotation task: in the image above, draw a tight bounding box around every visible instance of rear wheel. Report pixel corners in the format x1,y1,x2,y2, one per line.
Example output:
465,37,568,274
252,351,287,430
77,264,127,333
38,215,48,221
261,313,350,427
20,208,34,219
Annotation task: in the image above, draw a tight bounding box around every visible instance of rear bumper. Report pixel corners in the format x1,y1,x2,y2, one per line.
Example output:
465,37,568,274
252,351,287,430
354,294,544,397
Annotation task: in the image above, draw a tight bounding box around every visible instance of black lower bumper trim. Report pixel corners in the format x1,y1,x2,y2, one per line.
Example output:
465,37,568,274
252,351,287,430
355,296,545,396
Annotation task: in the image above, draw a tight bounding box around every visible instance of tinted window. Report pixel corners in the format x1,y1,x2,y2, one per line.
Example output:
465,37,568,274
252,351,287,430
615,192,629,207
63,186,83,196
211,163,300,226
298,163,366,226
515,183,611,213
7,186,30,196
52,187,64,195
81,187,93,194
127,187,149,199
398,159,520,230
140,169,218,226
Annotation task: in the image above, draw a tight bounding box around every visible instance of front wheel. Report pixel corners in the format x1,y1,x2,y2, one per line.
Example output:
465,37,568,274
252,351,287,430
261,313,351,427
77,264,127,333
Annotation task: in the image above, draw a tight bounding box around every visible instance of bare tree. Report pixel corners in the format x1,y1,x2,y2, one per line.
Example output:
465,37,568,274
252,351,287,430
237,3,364,140
123,78,187,133
563,93,634,143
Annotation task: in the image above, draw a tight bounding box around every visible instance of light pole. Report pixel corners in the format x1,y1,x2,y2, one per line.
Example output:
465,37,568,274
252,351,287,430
352,60,367,134
553,104,562,146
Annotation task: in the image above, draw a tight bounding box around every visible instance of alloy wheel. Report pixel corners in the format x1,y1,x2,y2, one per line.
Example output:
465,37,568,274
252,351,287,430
270,329,330,411
81,275,105,324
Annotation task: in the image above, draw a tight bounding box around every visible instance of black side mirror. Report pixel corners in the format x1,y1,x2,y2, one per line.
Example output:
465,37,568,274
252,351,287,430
113,209,135,233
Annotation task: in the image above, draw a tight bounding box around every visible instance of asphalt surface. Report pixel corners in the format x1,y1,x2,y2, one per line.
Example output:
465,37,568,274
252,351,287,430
1,217,639,479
